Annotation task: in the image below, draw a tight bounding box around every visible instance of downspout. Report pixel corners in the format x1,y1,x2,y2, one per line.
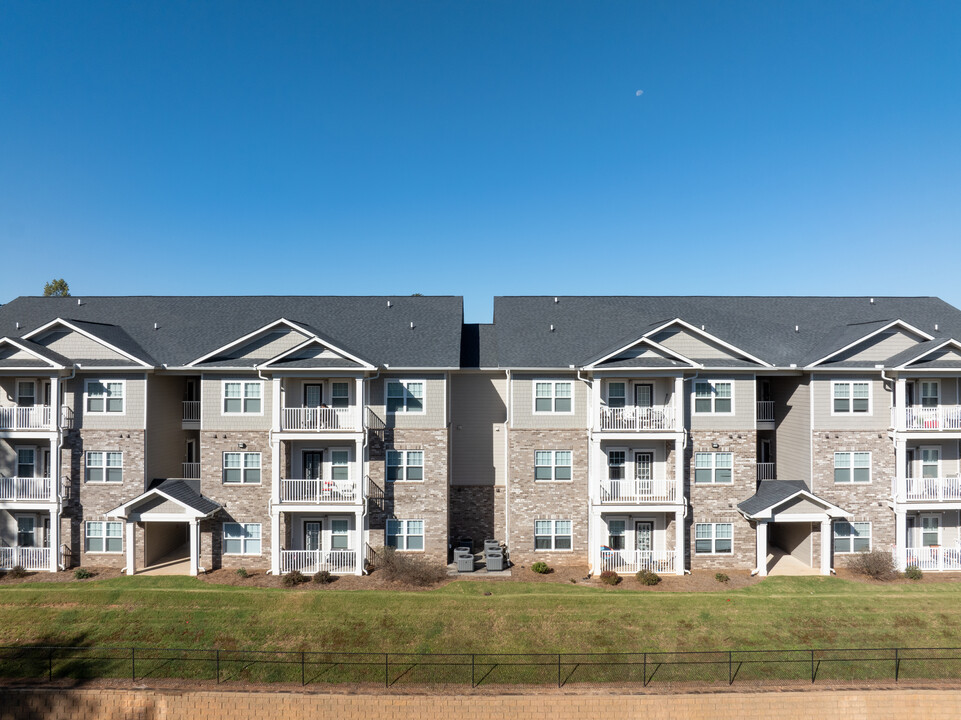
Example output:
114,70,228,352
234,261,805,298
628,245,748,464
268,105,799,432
257,366,275,573
577,369,594,575
503,369,511,552
679,370,700,575
361,369,380,573
55,364,77,570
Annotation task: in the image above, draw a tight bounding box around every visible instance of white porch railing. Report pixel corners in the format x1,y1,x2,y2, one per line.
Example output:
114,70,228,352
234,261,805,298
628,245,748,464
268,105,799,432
0,406,52,431
599,479,676,504
279,478,359,503
181,463,201,479
599,406,675,432
895,546,961,572
0,547,50,570
756,463,776,481
281,407,360,432
897,406,961,431
280,549,357,574
756,401,775,422
599,549,676,575
0,477,53,502
895,476,961,502
182,401,201,422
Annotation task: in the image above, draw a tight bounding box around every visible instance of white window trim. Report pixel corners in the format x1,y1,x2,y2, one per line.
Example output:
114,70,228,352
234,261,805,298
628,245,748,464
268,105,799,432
84,520,124,554
15,445,36,479
386,518,425,552
534,450,573,483
606,516,627,550
84,378,127,415
328,446,352,482
15,379,37,406
222,451,263,485
385,379,426,415
221,379,265,416
919,445,942,479
329,380,352,408
830,379,873,416
386,449,424,483
833,451,872,484
920,513,943,547
532,379,575,415
534,519,573,552
692,379,734,415
84,450,124,484
607,448,627,480
919,380,941,407
833,520,872,554
223,522,263,555
693,452,734,485
694,522,733,555
605,381,626,408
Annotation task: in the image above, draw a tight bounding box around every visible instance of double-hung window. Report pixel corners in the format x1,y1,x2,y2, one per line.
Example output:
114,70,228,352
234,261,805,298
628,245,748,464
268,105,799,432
694,452,733,484
223,452,261,484
534,520,572,550
330,382,350,408
534,381,573,413
833,521,871,553
16,448,36,478
85,521,123,553
387,519,424,550
86,380,124,414
330,518,350,550
693,380,732,414
330,450,350,481
85,452,123,483
223,523,261,554
386,380,424,413
16,381,36,407
834,452,871,484
386,450,424,482
534,450,572,481
607,450,626,481
607,382,626,409
832,381,870,414
694,523,733,554
607,519,626,550
223,381,262,414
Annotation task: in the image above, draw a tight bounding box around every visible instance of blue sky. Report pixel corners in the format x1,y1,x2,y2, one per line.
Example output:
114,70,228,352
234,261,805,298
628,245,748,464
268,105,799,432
2,2,959,322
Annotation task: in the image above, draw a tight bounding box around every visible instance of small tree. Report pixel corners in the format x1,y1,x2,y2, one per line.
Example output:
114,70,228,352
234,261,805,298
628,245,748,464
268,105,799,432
43,279,70,297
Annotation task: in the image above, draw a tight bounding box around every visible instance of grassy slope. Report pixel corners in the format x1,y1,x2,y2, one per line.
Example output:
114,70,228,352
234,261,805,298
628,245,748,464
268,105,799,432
1,576,960,653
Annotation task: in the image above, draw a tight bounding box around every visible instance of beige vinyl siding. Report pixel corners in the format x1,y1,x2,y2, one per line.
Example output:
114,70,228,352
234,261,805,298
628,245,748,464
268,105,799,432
687,376,755,432
450,373,507,486
368,375,446,429
600,440,671,479
223,329,309,361
201,374,273,431
774,376,811,483
145,375,188,481
0,441,18,476
908,377,960,405
651,328,746,362
774,496,824,515
0,347,42,363
599,377,676,408
811,376,890,430
834,330,926,364
0,377,54,409
906,440,961,477
282,376,361,409
916,348,961,365
65,373,146,430
511,374,588,430
35,329,132,362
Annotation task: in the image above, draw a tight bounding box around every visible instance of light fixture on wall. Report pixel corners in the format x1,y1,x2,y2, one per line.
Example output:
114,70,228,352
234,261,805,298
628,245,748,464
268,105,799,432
238,442,246,449
711,443,719,449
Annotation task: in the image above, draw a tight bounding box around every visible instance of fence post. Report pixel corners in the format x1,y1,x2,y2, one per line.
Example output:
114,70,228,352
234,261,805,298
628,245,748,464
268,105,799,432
643,652,647,688
895,647,899,682
557,654,562,688
131,647,135,682
48,648,53,682
810,649,815,684
384,653,389,688
471,654,475,688
216,649,220,684
301,651,306,686
728,651,733,685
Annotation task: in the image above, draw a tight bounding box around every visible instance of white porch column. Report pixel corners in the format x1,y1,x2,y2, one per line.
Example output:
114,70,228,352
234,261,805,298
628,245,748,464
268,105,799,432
894,437,906,502
589,437,603,505
674,436,684,502
355,377,364,430
270,511,281,575
49,376,60,431
271,435,281,505
125,521,135,575
755,521,768,576
271,377,282,432
895,377,906,430
355,511,364,576
49,508,59,572
820,519,832,575
674,375,685,431
895,509,907,571
674,508,685,575
189,519,199,576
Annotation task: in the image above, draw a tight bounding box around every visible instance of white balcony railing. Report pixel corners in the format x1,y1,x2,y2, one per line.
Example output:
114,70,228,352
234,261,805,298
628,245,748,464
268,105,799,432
895,546,961,572
182,401,201,422
181,463,201,479
895,476,961,502
280,549,357,575
756,463,776,481
896,406,961,431
599,406,675,432
279,478,359,504
599,549,676,575
0,406,52,431
756,401,775,422
280,407,360,432
0,477,53,502
0,547,50,570
598,479,676,504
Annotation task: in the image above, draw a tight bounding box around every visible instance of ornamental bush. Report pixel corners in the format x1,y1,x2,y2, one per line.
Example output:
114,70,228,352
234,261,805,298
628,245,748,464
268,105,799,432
635,569,661,586
849,549,897,580
530,561,551,574
599,570,621,586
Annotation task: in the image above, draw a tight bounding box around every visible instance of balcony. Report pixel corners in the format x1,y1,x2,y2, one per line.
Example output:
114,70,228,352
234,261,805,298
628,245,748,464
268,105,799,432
599,549,676,575
182,401,201,426
894,476,961,503
894,546,961,572
0,406,53,432
894,406,961,432
598,405,675,432
181,463,201,479
598,478,676,504
756,400,775,428
0,477,54,502
280,549,357,574
0,546,50,571
280,407,360,432
756,463,776,481
279,478,359,504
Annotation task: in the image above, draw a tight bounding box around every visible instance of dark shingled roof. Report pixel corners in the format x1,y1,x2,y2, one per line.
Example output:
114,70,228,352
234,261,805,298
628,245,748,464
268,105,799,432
737,480,812,516
154,479,222,515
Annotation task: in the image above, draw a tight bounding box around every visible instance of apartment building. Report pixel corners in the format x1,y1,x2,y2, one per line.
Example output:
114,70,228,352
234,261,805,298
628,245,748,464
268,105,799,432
1,295,960,577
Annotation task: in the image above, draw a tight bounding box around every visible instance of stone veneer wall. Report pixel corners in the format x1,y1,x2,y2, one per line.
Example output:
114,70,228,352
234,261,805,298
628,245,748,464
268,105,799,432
507,429,589,565
449,485,507,550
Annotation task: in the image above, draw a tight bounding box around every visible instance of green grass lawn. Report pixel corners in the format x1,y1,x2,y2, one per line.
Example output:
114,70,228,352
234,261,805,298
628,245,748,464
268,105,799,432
1,575,960,654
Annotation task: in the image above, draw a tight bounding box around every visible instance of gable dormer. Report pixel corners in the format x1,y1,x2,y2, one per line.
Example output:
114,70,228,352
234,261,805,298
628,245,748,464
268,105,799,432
809,320,934,368
259,337,375,371
188,319,314,367
644,319,769,367
24,319,152,367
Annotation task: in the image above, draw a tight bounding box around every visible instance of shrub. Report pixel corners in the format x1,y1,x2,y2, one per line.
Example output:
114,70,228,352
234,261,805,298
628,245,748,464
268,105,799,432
849,549,897,580
599,570,621,586
74,568,93,580
904,565,923,581
235,567,249,579
635,569,661,586
530,561,551,574
714,573,730,583
9,566,28,579
372,547,446,586
282,570,309,587
313,570,335,584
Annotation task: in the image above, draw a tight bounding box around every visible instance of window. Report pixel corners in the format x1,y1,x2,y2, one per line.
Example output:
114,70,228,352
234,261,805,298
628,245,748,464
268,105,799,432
607,450,625,481
86,380,124,414
386,380,424,413
223,381,262,414
85,452,123,483
693,380,733,414
534,381,573,413
534,450,572,481
16,381,35,407
694,453,733,484
330,450,350,481
832,381,870,414
607,382,626,409
16,448,36,478
834,452,871,484
920,381,939,408
331,382,350,409
921,447,940,479
834,521,871,553
387,519,424,550
694,523,733,554
85,521,123,553
534,519,572,550
607,519,626,550
330,518,350,550
223,523,262,555
223,452,261,484
921,515,941,547
386,450,424,482
16,516,36,547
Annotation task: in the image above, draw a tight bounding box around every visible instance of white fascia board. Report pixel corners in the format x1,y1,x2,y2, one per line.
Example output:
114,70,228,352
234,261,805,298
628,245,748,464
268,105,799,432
257,336,375,371
0,337,65,369
642,318,772,368
379,366,461,371
807,319,936,368
23,318,153,368
584,335,698,369
747,491,851,520
186,318,316,367
896,338,961,369
107,488,211,519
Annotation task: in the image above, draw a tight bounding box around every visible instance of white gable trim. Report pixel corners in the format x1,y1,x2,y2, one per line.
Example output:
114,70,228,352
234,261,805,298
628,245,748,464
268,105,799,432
584,336,698,370
23,319,152,368
806,319,935,369
106,488,213,519
642,318,772,368
741,490,851,521
186,318,316,367
896,338,961,370
0,337,66,369
257,336,375,371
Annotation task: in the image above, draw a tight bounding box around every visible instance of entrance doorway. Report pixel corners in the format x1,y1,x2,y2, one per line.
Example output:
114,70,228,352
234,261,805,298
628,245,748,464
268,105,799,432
142,523,190,574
